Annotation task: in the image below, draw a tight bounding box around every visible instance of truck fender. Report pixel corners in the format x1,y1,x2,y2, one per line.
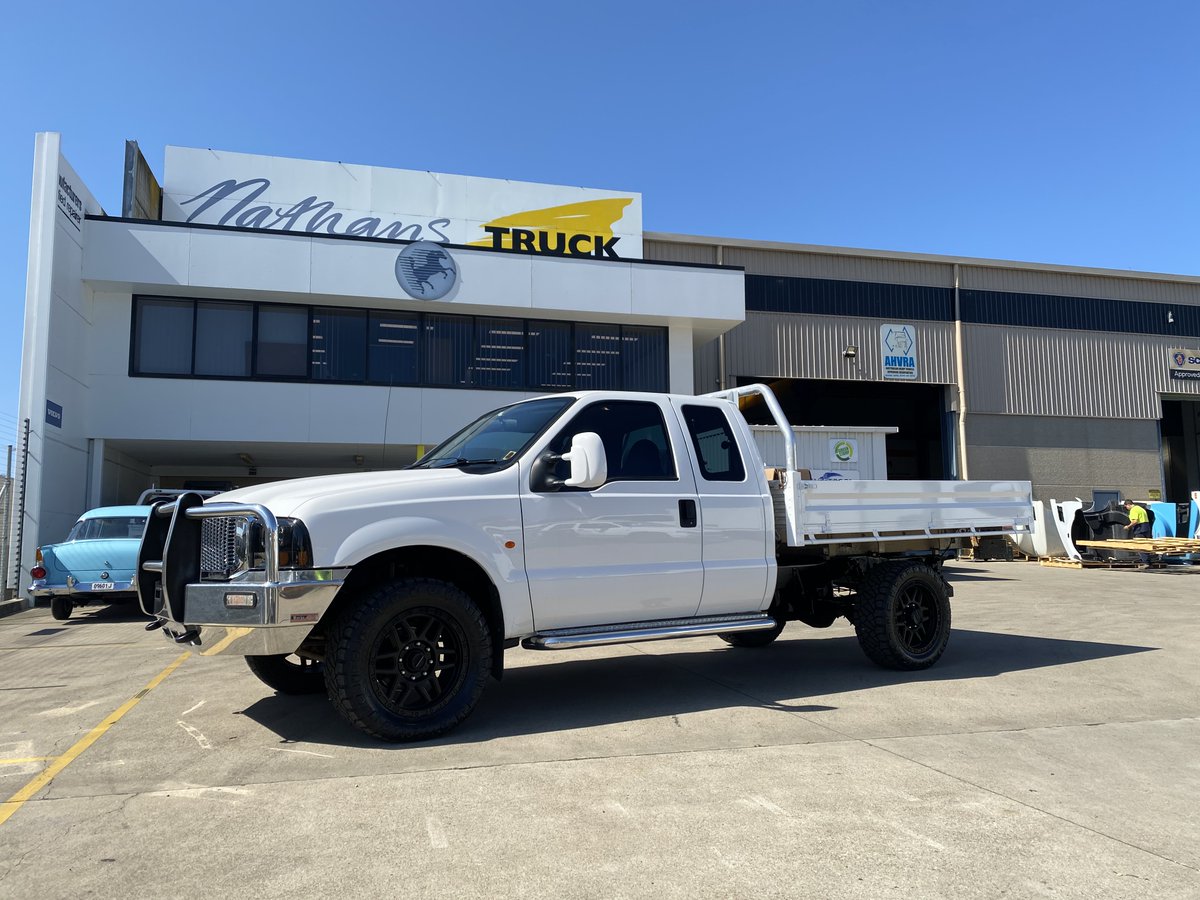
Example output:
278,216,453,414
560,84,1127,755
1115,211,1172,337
332,516,534,639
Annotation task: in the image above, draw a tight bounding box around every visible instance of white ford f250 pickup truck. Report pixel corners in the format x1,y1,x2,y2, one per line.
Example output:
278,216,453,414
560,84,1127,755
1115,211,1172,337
138,384,1032,742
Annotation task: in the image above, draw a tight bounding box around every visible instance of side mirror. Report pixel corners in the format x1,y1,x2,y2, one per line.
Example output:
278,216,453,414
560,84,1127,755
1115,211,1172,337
563,432,607,489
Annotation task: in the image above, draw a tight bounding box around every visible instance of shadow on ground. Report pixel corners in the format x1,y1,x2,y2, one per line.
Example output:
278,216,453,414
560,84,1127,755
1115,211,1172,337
238,627,1157,749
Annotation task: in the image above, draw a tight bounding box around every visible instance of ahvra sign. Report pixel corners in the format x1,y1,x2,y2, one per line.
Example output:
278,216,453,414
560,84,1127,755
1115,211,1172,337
161,147,642,259
880,324,918,380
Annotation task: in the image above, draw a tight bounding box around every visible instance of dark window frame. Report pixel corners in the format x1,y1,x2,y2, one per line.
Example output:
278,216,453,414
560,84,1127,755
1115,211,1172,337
129,296,670,393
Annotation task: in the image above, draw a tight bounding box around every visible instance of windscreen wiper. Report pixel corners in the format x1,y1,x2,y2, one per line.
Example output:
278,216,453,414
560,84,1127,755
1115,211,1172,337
426,457,502,469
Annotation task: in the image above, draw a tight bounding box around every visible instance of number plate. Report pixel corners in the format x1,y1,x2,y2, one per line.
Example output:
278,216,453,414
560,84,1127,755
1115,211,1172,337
90,582,115,591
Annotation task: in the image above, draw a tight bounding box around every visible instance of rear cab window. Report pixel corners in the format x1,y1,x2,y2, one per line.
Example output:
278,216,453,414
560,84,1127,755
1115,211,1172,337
681,404,746,482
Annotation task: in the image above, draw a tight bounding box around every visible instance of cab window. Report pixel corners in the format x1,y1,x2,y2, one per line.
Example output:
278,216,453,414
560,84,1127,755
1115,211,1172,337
550,400,677,482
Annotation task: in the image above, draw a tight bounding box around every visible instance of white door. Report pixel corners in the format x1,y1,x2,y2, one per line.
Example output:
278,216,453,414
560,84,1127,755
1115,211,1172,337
520,398,703,630
671,399,775,616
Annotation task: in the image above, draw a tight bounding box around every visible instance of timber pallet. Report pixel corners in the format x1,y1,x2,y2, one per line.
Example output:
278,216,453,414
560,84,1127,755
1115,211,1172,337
1077,538,1200,556
1038,556,1159,570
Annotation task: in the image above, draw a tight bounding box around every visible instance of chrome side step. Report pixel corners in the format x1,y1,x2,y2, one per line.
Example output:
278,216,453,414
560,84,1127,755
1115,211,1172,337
522,613,777,651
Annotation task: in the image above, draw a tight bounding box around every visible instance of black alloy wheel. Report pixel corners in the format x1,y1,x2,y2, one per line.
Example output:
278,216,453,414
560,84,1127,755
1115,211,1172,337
892,582,940,657
369,609,467,714
853,560,951,670
324,578,493,742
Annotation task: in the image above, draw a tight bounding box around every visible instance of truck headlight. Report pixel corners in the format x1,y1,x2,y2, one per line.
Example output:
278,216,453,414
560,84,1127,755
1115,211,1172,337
277,518,314,569
248,517,315,570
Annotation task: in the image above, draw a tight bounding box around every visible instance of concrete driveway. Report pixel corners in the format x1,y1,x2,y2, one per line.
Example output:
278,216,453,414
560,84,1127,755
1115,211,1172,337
1,561,1197,898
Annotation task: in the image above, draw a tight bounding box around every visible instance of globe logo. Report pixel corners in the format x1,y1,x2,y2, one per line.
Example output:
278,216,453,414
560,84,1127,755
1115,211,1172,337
395,241,458,300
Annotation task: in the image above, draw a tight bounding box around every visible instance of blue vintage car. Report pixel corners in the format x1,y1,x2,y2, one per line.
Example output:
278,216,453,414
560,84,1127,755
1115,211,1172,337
29,505,151,620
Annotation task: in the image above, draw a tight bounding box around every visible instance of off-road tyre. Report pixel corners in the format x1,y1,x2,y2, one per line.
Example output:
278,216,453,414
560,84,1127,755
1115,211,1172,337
852,561,950,670
50,597,72,621
245,654,326,695
324,578,492,742
720,619,785,648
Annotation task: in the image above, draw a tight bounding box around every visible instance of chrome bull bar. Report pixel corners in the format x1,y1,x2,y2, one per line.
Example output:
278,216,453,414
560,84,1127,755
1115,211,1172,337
137,493,342,654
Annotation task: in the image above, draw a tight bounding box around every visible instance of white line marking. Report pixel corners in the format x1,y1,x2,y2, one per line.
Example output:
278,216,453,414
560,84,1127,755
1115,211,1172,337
426,816,449,849
267,747,335,759
36,700,100,718
749,795,787,816
605,800,631,817
176,721,212,750
181,700,206,716
879,818,946,851
146,784,250,798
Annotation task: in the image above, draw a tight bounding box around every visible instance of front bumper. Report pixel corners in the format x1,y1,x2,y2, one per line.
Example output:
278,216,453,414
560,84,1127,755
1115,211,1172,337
139,494,346,656
155,572,347,655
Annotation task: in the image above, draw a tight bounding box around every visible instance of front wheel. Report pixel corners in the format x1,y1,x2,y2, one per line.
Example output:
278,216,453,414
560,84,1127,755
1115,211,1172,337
720,619,785,648
852,561,950,670
245,654,326,695
50,597,73,620
324,578,492,742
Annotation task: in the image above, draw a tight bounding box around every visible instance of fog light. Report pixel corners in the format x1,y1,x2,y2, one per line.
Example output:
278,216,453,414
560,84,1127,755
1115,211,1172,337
224,592,257,608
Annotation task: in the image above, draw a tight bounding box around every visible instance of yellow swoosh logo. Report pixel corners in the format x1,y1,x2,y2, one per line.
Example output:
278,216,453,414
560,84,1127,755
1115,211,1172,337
470,198,634,254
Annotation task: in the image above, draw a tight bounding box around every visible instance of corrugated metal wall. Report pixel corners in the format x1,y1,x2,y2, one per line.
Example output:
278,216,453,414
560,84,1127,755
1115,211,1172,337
723,312,958,384
964,324,1200,419
961,266,1200,305
722,247,953,288
642,239,718,265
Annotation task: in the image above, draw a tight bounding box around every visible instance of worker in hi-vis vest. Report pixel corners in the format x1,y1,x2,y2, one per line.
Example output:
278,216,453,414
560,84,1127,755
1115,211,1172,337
1122,499,1152,566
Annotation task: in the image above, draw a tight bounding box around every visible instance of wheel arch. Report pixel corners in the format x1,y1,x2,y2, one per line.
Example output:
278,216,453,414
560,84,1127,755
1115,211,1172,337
316,545,508,680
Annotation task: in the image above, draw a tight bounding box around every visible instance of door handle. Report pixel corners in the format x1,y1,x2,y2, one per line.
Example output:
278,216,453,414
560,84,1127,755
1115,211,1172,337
678,499,698,528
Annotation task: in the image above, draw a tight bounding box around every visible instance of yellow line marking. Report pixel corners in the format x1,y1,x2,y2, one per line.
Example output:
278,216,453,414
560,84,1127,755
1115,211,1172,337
0,758,54,765
200,627,253,657
0,651,190,827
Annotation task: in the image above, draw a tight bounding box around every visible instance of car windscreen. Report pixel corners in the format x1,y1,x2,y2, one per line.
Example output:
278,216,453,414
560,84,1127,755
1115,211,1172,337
69,517,149,541
411,396,575,469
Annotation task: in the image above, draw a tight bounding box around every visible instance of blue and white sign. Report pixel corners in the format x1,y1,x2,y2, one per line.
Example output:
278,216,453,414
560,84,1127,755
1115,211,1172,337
880,324,918,380
45,400,63,428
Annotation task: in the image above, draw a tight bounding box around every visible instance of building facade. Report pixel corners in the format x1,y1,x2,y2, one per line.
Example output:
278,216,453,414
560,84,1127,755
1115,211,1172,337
7,133,1200,598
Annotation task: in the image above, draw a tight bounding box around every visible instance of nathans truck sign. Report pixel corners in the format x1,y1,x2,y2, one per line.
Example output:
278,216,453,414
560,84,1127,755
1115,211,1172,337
161,147,643,258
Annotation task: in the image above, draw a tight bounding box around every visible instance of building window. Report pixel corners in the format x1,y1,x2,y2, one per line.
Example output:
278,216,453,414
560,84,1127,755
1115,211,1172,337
311,307,366,382
256,305,308,378
622,326,668,393
130,297,669,393
575,323,622,390
134,298,193,375
473,318,525,389
527,320,573,391
194,301,253,377
368,310,419,385
423,314,473,386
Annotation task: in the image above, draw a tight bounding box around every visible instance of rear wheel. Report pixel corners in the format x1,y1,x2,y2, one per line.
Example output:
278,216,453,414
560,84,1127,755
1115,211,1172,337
324,578,492,742
720,619,785,648
853,561,950,670
50,597,73,621
245,654,326,695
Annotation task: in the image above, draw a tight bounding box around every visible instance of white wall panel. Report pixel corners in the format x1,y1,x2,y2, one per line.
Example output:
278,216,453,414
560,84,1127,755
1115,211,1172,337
531,255,632,316
189,229,312,294
82,220,189,286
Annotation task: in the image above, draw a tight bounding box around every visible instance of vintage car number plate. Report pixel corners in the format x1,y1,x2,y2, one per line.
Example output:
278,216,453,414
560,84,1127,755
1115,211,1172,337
90,582,115,591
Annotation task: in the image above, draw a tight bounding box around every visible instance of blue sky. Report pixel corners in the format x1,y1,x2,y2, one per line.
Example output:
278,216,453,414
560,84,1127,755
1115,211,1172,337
2,1,1198,446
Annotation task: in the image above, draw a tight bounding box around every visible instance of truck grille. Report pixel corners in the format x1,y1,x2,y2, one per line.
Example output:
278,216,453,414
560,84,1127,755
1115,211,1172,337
200,516,248,580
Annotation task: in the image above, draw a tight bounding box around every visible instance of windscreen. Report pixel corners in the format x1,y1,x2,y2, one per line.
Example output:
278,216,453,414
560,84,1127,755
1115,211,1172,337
412,397,575,469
